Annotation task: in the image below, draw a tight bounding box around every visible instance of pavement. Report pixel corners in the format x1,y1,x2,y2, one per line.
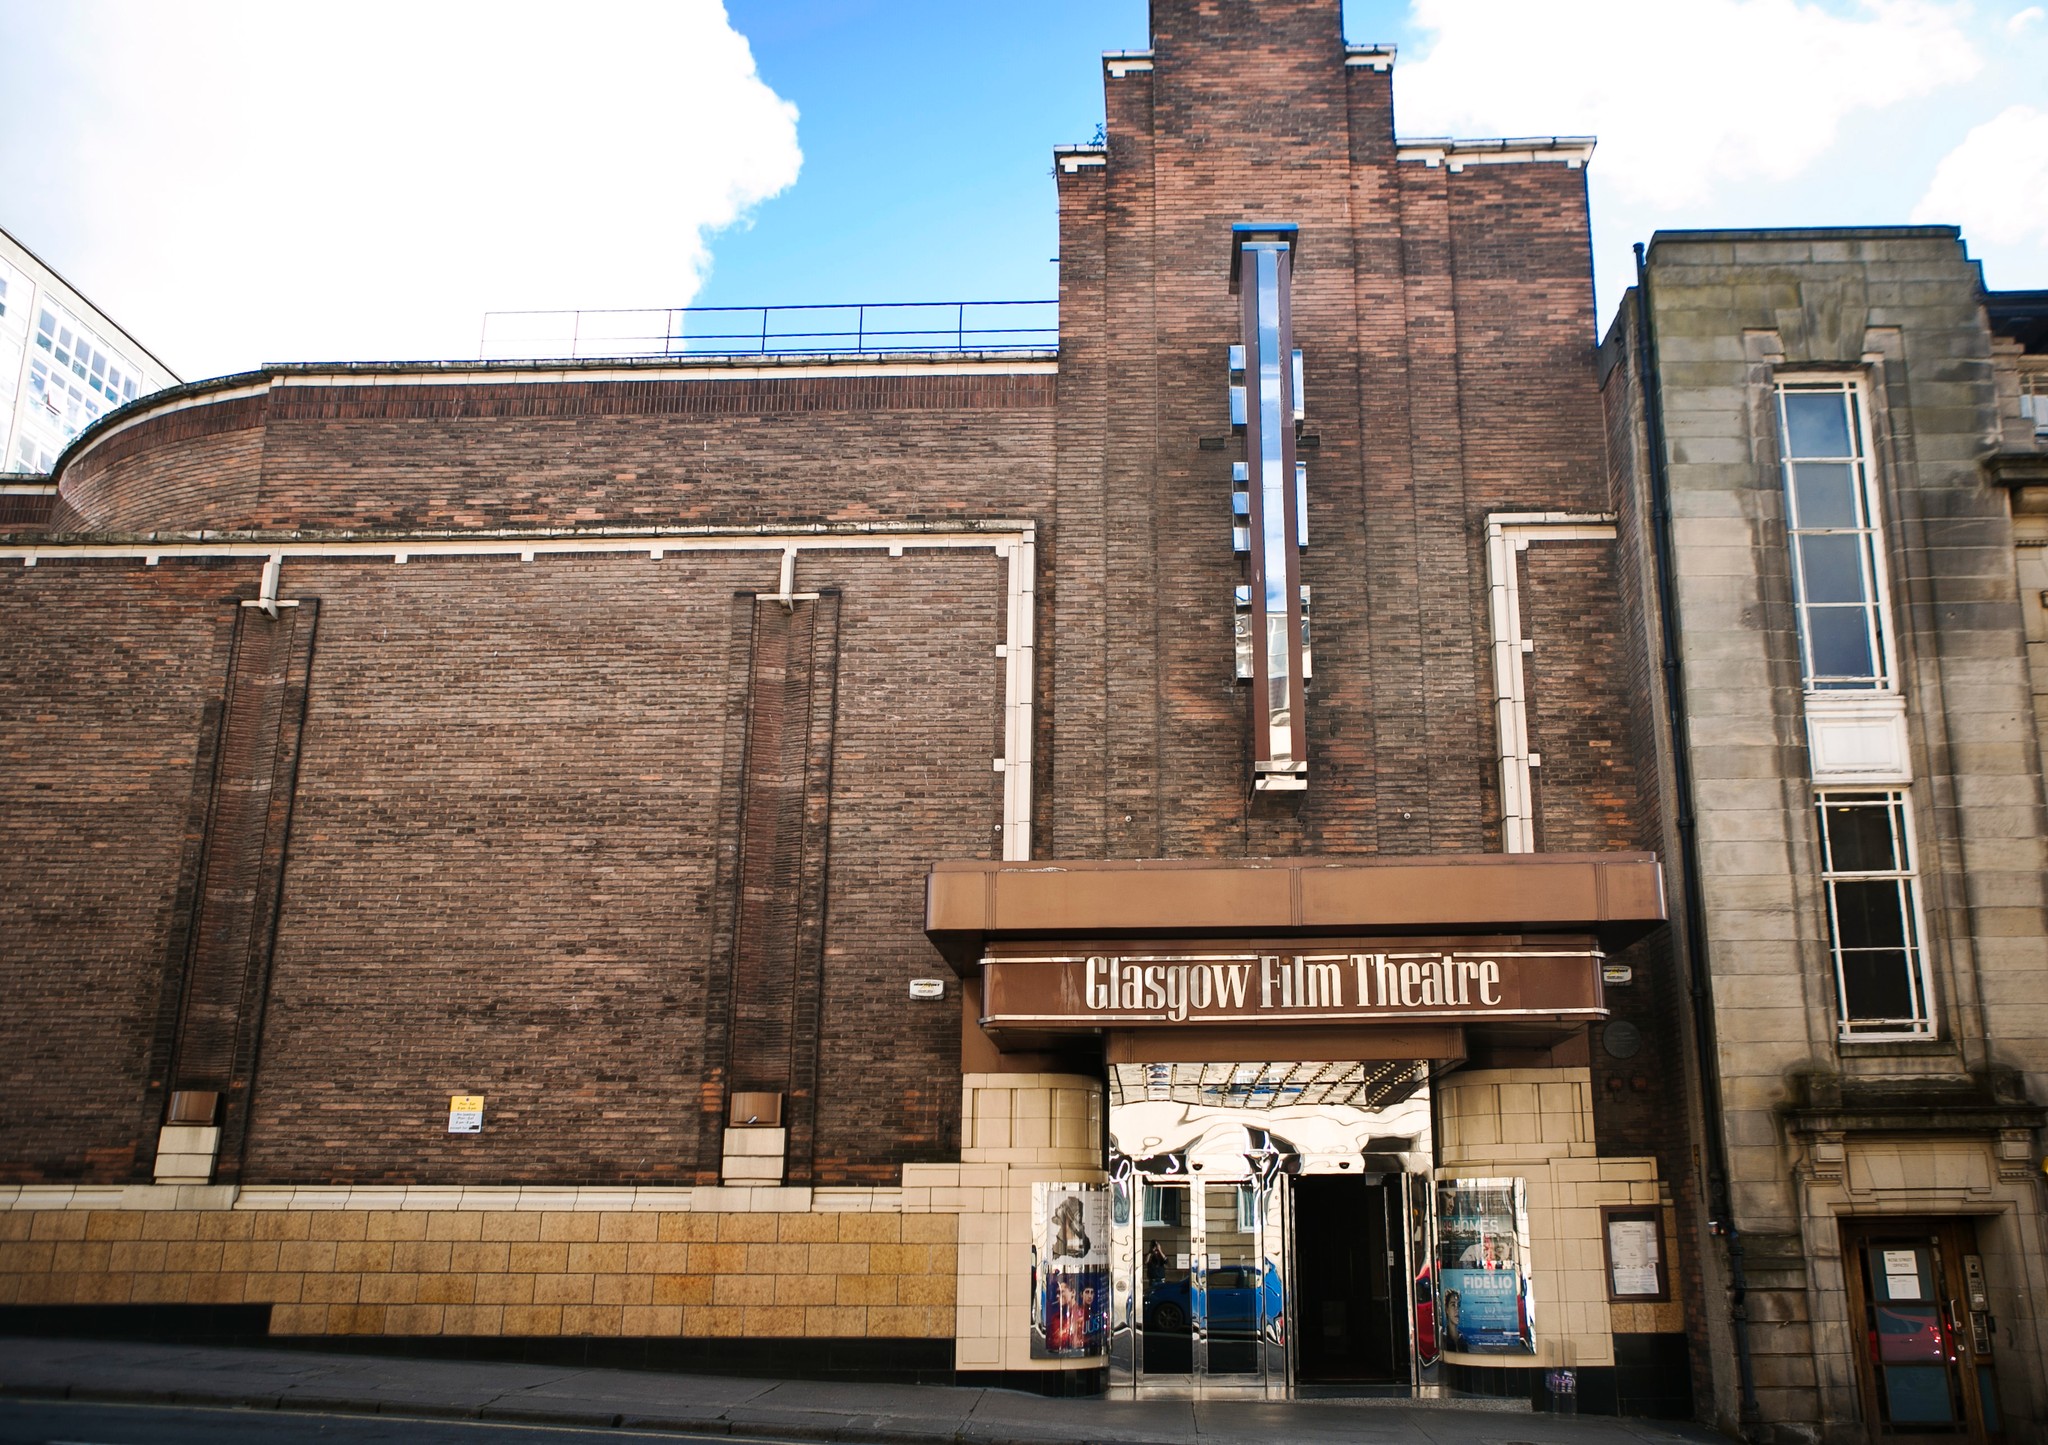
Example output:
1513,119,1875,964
0,1336,1728,1444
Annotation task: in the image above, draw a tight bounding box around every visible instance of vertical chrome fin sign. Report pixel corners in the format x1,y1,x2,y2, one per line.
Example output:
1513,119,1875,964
1230,224,1306,795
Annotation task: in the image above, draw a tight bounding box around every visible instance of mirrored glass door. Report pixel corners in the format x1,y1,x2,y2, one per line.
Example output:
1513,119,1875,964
1139,1180,1194,1378
1132,1176,1283,1395
1203,1181,1262,1376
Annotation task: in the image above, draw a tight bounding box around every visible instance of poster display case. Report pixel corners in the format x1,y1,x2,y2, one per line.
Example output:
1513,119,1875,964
1434,1176,1535,1354
1031,1182,1112,1359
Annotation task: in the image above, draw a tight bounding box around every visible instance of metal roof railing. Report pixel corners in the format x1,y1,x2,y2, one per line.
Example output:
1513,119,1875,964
479,300,1058,361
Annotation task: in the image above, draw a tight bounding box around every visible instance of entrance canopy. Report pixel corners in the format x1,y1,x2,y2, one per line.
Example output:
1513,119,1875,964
925,853,1665,971
929,853,1665,1057
1107,1059,1426,1112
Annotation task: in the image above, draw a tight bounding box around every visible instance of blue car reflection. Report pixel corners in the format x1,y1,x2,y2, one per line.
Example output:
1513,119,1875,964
1143,1264,1283,1335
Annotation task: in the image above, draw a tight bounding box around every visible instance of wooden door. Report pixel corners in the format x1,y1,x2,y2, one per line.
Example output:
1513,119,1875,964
1840,1219,2004,1441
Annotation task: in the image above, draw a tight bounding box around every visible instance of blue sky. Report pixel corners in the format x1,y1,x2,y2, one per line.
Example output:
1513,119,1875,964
696,0,1148,312
1,1,2042,380
709,0,2048,320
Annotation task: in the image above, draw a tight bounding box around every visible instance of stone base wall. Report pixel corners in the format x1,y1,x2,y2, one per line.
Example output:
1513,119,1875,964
951,1073,1105,1374
0,1076,1110,1375
1438,1066,1685,1369
0,1186,954,1342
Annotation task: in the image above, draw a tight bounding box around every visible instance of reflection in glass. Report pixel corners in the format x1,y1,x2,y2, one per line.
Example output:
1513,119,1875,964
1784,389,1855,456
1816,792,1928,1033
1205,1183,1262,1374
1110,1065,1433,1396
1776,382,1888,689
1803,607,1876,683
1435,1178,1536,1355
1863,1241,1959,1425
1140,1182,1193,1374
1237,238,1303,783
1795,533,1868,604
1791,461,1859,527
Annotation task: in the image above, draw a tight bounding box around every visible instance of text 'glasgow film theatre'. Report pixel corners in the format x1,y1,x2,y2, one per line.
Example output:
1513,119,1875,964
21,1,2046,1436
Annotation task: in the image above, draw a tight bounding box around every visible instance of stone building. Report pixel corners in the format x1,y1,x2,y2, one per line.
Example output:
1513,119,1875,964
1602,229,2048,1441
1,0,1698,1417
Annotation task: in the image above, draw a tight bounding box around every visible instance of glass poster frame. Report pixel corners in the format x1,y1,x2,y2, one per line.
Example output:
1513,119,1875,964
1601,1205,1670,1301
1434,1176,1536,1354
1031,1181,1112,1359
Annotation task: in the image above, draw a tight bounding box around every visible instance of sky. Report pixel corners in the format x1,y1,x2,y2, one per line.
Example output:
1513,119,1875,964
1,0,2044,383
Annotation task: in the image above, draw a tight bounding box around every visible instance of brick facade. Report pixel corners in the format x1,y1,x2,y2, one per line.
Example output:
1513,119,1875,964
1,0,1712,1417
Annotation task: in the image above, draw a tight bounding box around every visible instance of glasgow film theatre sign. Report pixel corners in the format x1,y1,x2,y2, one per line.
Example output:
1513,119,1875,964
978,942,1605,1030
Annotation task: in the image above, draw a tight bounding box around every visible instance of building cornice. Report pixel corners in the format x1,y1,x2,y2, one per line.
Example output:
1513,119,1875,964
1343,44,1396,71
1396,136,1595,170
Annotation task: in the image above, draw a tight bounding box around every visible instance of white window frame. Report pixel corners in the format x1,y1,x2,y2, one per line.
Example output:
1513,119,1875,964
1234,1182,1258,1233
1815,788,1935,1040
1775,378,1899,694
2020,364,2048,441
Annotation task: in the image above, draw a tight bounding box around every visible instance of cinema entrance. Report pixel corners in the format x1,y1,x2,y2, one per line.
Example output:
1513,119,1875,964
1106,1059,1439,1398
925,852,1669,1400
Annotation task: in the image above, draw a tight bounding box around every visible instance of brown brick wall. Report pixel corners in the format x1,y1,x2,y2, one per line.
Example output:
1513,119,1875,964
6,0,1680,1225
230,549,1003,1187
0,563,239,1181
0,542,1009,1188
56,376,1053,535
810,554,1008,1180
1053,0,1620,862
0,493,56,533
1521,540,1638,853
57,395,268,533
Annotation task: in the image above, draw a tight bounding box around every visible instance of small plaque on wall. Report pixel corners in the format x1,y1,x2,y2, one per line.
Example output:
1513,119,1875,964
448,1095,484,1134
1602,1206,1669,1301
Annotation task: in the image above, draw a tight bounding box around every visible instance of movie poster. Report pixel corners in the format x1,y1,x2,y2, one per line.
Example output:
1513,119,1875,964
1030,1181,1111,1359
1435,1176,1535,1354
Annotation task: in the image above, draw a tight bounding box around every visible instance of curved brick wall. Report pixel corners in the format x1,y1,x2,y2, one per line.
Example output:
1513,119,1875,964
55,373,1056,535
57,394,270,534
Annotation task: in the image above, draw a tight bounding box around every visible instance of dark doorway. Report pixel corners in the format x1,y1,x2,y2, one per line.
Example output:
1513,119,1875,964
1293,1174,1407,1386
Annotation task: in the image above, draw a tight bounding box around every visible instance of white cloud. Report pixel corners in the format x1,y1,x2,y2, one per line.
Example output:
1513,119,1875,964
2010,6,2046,32
1912,104,2048,244
1395,0,1981,209
2,0,800,378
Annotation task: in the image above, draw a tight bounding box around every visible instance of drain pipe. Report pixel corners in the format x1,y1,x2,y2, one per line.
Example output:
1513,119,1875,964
1633,242,1762,1433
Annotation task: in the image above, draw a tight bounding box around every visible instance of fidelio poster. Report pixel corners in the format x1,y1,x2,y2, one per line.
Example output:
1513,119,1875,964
1030,1182,1110,1359
1435,1177,1536,1354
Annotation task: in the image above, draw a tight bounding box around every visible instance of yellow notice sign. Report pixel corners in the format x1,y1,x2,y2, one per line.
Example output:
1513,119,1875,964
448,1095,485,1134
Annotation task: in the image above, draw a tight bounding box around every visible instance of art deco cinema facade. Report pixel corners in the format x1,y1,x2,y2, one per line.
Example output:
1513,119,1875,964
4,0,1795,1422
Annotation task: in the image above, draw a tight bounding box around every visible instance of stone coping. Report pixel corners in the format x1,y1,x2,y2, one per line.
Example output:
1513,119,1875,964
0,1184,930,1213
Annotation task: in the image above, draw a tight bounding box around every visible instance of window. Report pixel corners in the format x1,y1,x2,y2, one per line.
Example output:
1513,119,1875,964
1776,381,1893,690
1816,790,1932,1037
2022,367,2048,441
